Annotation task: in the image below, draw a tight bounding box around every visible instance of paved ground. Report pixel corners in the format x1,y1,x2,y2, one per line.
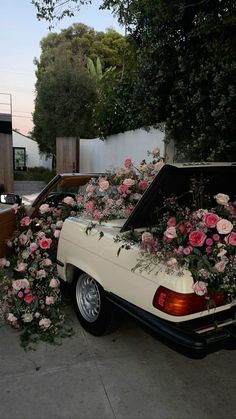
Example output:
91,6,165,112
0,298,236,419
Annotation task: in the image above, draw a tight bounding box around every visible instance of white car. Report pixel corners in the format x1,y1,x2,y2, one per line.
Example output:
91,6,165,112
56,163,236,358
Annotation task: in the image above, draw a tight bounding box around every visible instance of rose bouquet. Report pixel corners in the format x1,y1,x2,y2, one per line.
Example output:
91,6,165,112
137,191,236,301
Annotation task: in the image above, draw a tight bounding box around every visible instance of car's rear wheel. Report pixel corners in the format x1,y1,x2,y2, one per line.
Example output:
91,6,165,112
73,272,120,336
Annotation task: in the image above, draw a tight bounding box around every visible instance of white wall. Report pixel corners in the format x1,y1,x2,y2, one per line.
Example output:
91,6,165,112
13,131,52,169
80,127,166,173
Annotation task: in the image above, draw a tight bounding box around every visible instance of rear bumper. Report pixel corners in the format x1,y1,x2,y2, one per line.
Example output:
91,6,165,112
107,293,236,358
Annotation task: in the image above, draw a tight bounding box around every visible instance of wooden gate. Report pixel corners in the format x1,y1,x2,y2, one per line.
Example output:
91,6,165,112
56,137,80,173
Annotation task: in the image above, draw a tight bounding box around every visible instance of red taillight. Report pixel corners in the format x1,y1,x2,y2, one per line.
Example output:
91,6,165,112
153,286,225,316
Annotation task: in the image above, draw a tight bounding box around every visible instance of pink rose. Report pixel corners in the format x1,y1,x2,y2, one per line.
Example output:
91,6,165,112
118,184,128,194
86,184,95,193
99,179,109,191
76,194,84,203
203,212,219,228
167,217,176,228
164,226,177,239
205,238,213,246
19,233,28,245
216,219,233,235
17,291,24,298
54,230,61,239
49,278,60,288
39,203,50,214
214,260,227,272
7,313,18,322
166,257,177,267
227,232,236,246
193,281,208,296
20,216,31,226
93,210,102,220
24,292,33,304
45,296,54,305
123,178,135,187
0,258,10,267
138,180,148,191
213,234,220,241
63,196,75,205
189,230,206,247
29,242,38,252
36,269,47,279
15,262,27,272
124,158,133,168
141,232,154,243
39,237,52,249
12,279,29,291
43,258,52,266
39,318,51,328
215,193,230,206
183,246,192,255
85,200,95,212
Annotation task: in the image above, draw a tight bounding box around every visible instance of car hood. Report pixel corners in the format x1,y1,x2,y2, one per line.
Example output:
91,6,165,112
121,163,236,232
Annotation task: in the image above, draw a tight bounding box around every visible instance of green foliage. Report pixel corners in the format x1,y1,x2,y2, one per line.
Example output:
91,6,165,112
32,0,91,28
14,167,56,183
100,0,236,161
32,24,126,156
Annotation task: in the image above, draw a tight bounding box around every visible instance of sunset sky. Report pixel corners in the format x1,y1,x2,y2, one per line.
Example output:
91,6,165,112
0,0,124,136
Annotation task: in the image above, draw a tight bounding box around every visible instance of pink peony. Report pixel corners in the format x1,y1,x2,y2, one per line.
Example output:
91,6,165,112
215,193,230,206
189,230,206,247
193,281,208,296
39,203,50,214
123,178,135,187
12,279,29,291
39,318,51,328
20,216,31,226
227,232,236,246
164,226,177,239
216,219,233,235
203,212,219,228
93,210,102,220
124,158,133,168
43,258,52,266
39,237,52,249
76,194,84,203
63,196,75,205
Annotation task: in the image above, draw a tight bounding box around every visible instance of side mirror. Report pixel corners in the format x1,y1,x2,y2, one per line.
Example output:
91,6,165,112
0,194,22,205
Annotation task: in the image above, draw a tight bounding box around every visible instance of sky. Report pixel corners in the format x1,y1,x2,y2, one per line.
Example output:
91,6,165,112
0,0,124,135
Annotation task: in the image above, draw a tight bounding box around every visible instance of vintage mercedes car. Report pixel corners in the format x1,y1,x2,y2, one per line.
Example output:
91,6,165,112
56,163,236,358
0,173,99,257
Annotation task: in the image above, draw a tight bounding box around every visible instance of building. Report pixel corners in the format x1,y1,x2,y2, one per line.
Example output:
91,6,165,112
12,130,52,170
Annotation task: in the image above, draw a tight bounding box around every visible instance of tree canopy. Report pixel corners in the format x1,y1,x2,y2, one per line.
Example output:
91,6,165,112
32,23,127,157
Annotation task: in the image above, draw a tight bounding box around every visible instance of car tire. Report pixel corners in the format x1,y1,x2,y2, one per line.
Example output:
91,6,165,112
73,272,120,336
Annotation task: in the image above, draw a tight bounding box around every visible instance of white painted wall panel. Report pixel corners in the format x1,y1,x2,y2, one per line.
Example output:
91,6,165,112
13,131,52,169
80,127,165,173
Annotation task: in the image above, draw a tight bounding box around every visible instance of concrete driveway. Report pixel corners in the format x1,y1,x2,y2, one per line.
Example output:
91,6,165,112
0,299,236,419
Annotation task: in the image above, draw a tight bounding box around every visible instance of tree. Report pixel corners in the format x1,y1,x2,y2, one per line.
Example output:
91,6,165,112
101,0,236,161
32,0,90,27
32,24,127,156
